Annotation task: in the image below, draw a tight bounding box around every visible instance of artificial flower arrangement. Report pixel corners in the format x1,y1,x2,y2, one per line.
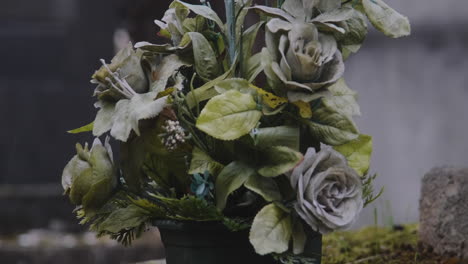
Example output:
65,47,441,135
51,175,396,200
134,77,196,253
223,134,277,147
62,0,410,262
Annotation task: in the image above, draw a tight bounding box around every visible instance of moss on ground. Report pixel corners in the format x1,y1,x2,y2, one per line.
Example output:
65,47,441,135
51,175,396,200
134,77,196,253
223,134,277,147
322,224,463,264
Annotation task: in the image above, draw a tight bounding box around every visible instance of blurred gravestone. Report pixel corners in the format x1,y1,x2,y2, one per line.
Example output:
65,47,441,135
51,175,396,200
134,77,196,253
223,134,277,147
420,167,468,258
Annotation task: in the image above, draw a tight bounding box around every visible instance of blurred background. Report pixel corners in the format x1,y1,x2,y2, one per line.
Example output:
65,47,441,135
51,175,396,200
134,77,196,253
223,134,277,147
1,0,467,263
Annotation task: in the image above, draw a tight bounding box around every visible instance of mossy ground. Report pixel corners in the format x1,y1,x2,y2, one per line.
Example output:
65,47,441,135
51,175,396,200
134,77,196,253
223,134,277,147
322,224,463,264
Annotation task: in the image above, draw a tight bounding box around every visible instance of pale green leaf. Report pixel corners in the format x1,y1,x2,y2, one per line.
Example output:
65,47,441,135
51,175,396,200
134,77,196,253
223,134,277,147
335,8,368,47
68,122,94,134
250,5,295,22
245,52,263,82
249,203,292,255
215,161,257,210
189,147,225,176
185,65,234,109
362,0,411,38
186,32,221,81
333,134,373,176
323,78,361,117
196,90,262,141
252,126,300,150
318,0,341,13
241,22,264,79
292,217,307,254
245,173,282,202
258,146,303,177
176,1,224,30
305,100,359,146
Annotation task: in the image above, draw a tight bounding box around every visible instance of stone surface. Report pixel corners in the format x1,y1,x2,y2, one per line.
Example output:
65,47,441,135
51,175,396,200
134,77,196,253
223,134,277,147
419,167,468,258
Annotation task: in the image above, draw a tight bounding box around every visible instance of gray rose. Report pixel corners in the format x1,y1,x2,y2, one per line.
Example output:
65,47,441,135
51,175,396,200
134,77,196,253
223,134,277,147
288,147,363,234
266,19,344,102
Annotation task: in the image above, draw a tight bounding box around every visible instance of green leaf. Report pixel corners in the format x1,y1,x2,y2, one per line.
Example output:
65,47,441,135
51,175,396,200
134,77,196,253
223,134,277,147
241,22,264,78
362,0,411,38
249,203,292,255
98,204,150,234
245,173,282,202
196,90,262,141
292,217,307,255
245,52,263,82
176,1,224,31
258,146,303,177
189,147,225,176
252,126,300,150
186,32,221,81
323,78,361,117
333,134,373,176
215,161,256,210
185,65,234,109
68,122,94,134
305,100,359,146
335,8,368,48
251,5,295,22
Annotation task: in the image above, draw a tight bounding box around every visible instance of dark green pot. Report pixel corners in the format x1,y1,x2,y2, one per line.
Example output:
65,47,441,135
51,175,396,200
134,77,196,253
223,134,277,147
155,220,322,264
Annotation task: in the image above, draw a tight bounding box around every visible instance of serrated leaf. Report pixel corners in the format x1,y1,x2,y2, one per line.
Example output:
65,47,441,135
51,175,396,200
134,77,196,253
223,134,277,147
68,122,94,134
324,78,361,117
249,203,292,255
215,161,256,210
252,126,300,150
176,1,224,30
305,100,359,146
362,0,411,38
189,147,224,176
245,173,282,202
333,134,373,176
196,90,262,141
258,146,303,177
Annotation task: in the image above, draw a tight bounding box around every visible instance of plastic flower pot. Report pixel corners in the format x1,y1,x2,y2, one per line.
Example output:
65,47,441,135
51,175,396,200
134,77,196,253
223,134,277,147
155,220,322,264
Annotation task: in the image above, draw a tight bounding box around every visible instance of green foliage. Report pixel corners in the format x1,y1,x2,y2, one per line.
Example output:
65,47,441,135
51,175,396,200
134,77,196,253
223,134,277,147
215,161,257,210
196,90,262,141
257,146,303,177
249,203,292,255
67,122,94,134
362,0,411,38
362,173,384,207
305,100,359,146
334,134,373,176
61,0,412,254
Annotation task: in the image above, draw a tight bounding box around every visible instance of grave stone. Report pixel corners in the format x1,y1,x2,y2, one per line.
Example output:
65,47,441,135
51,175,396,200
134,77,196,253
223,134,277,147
420,167,468,258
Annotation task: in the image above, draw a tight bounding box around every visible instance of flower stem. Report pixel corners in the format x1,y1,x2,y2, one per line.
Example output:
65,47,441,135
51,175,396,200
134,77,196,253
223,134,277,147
224,0,236,65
